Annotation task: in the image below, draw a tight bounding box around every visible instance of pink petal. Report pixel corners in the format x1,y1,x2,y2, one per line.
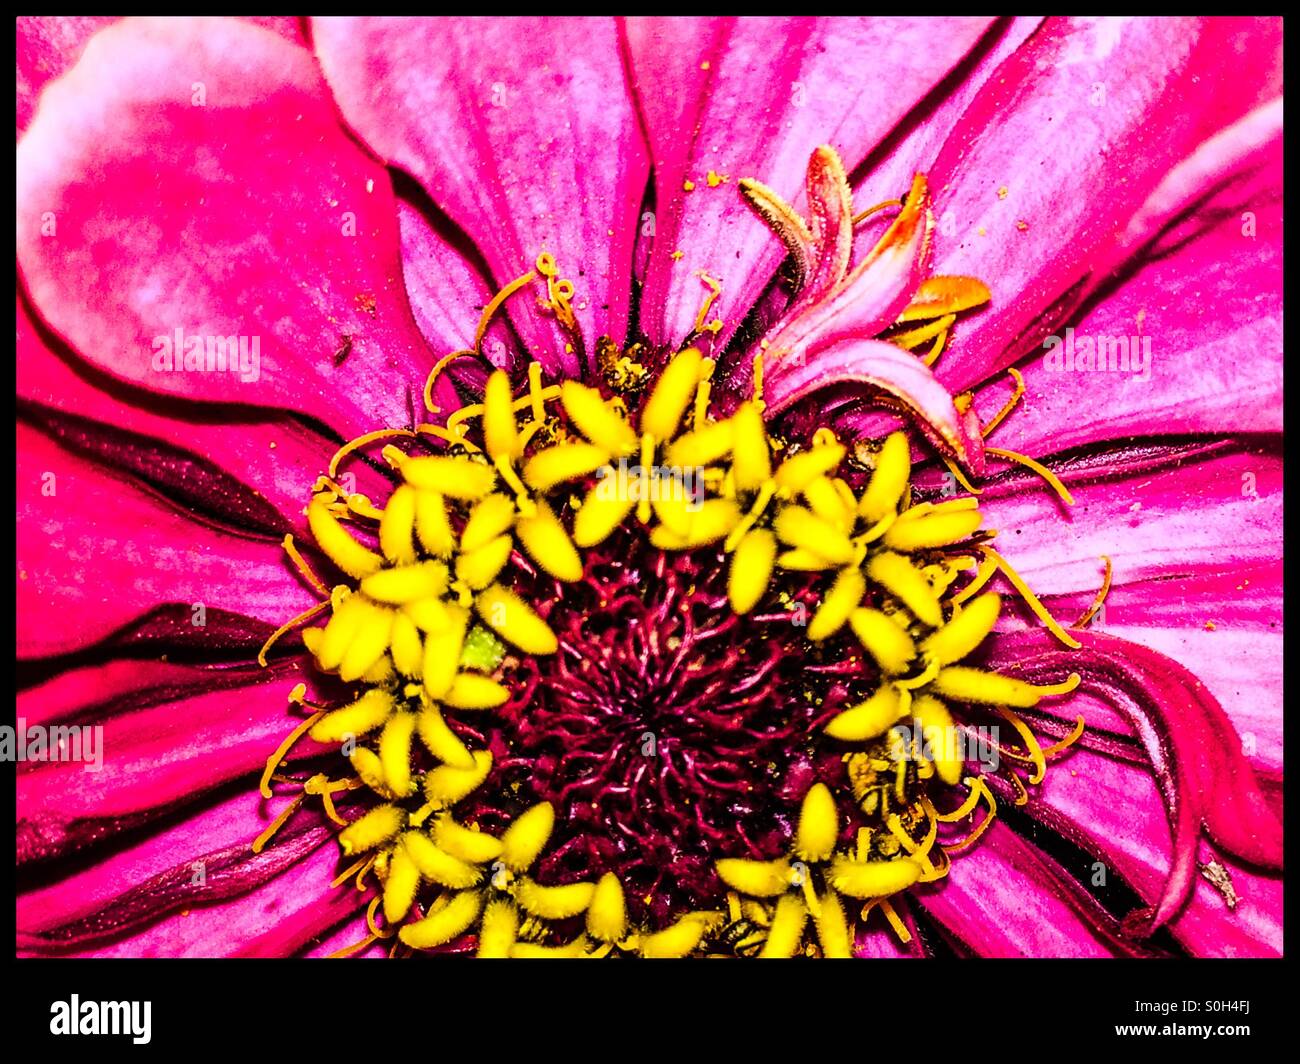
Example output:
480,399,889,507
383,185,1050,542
854,17,1043,244
312,16,649,377
765,337,983,471
15,15,114,135
973,440,1281,600
990,629,1282,933
972,192,1281,455
17,421,316,658
17,659,324,864
17,294,385,539
928,16,1284,393
1027,749,1281,957
916,822,1123,956
625,16,994,351
17,16,438,439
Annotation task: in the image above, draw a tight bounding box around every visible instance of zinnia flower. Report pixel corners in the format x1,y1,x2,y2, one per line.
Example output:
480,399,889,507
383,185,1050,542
16,15,1282,958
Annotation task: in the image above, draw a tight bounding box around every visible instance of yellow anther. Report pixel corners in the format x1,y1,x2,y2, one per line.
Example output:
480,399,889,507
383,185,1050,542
640,914,713,959
401,829,479,886
376,485,418,565
442,672,510,710
349,746,393,798
516,879,596,921
476,584,558,655
637,432,655,524
424,749,493,809
401,454,496,500
307,500,384,579
500,801,555,872
827,855,922,898
640,347,703,441
760,895,808,958
867,551,942,628
337,601,395,682
665,418,734,469
416,704,475,770
849,608,917,675
777,547,838,572
462,494,517,554
808,566,867,641
422,604,469,698
980,546,1082,649
987,445,1075,506
360,654,394,685
573,484,636,547
728,528,777,614
774,441,845,494
526,361,548,427
825,685,904,742
730,402,771,491
773,506,855,565
803,476,854,532
930,666,1080,708
400,890,484,950
432,815,503,864
692,360,715,430
483,370,522,461
315,592,364,671
715,858,793,898
403,596,451,634
923,592,1001,666
522,441,611,492
586,873,628,943
413,490,455,558
858,432,911,523
309,688,394,744
477,898,520,958
560,380,638,455
811,888,853,958
376,712,417,800
360,560,449,604
389,613,424,677
456,534,513,590
896,275,991,323
339,804,406,856
794,783,839,862
911,695,962,785
883,508,983,551
668,497,742,548
516,501,584,582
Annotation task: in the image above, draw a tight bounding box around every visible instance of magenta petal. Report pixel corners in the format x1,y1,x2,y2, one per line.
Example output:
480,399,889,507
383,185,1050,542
17,659,325,863
928,16,1283,393
973,194,1282,455
973,441,1281,600
17,422,316,658
989,629,1282,934
21,800,361,958
1029,749,1282,956
917,822,1122,956
625,15,994,350
15,15,115,135
17,17,436,438
765,337,983,472
312,16,649,376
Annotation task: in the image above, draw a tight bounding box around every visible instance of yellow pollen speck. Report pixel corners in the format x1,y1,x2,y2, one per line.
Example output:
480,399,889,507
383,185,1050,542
683,179,696,192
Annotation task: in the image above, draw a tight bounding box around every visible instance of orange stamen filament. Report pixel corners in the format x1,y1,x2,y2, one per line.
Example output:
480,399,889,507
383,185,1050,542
1074,555,1113,629
981,368,1026,438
